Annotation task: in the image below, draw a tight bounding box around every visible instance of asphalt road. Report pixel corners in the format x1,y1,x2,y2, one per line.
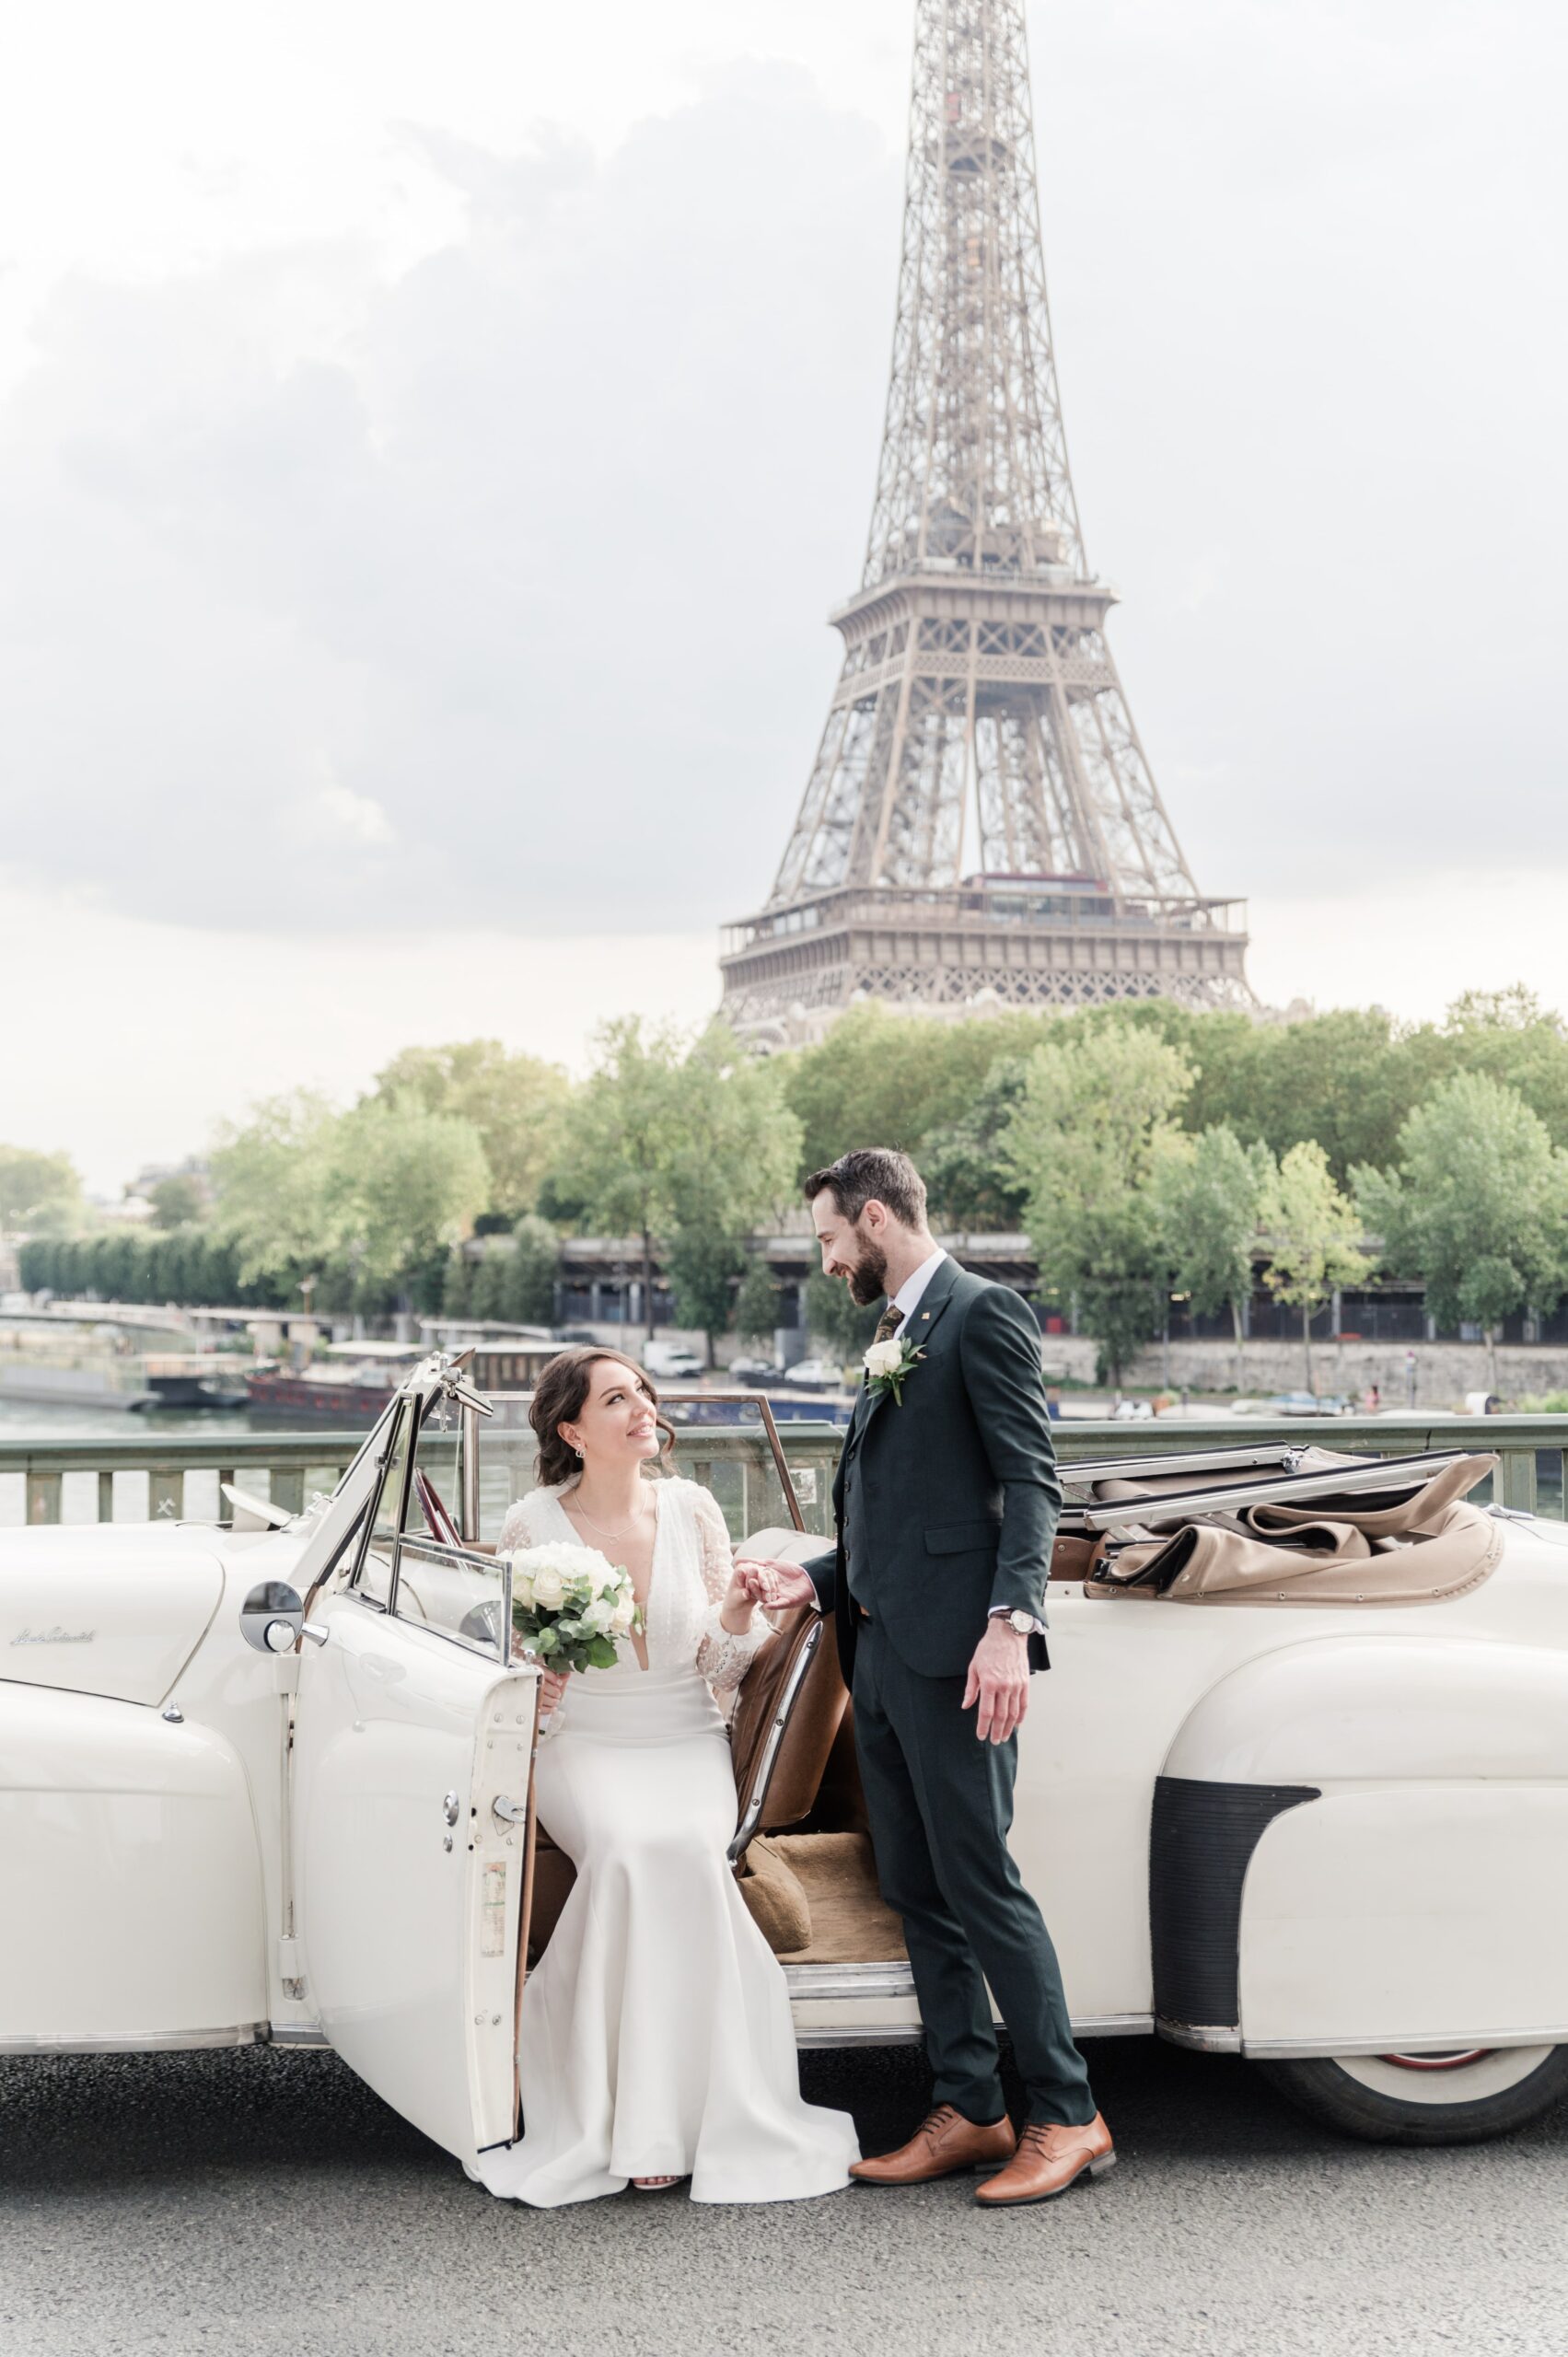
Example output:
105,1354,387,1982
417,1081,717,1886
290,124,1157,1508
2,2038,1564,2357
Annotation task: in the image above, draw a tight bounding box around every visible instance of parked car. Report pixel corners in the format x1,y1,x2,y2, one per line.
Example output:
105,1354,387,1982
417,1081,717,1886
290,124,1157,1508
4,1359,1567,2173
641,1341,704,1380
728,1356,784,1387
781,1356,847,1390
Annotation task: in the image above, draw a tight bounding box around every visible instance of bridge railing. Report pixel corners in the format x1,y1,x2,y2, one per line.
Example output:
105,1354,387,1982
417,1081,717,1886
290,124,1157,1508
2,1414,1563,1532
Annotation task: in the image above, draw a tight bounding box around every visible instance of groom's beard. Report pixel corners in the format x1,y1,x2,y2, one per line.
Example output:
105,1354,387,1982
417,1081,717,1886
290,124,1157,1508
846,1239,889,1308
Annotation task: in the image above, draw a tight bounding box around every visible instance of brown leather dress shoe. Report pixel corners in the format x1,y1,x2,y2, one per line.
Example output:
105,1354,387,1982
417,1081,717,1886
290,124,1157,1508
973,2113,1116,2206
850,2104,1016,2187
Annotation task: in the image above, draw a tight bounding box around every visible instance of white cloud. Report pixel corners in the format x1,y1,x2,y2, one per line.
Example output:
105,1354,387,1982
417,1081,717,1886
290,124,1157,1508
295,770,397,849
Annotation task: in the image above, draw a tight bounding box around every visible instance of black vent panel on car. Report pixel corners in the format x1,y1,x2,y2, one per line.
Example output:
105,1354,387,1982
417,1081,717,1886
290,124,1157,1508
1150,1775,1320,2031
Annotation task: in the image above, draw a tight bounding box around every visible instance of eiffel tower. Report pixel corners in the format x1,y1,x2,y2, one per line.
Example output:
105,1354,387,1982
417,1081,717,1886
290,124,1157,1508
720,0,1250,1046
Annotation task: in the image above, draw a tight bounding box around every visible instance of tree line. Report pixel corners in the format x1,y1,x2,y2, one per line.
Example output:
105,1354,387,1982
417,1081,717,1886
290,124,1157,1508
12,988,1568,1387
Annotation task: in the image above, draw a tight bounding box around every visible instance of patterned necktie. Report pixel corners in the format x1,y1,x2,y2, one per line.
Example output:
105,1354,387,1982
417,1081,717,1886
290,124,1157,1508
873,1304,904,1345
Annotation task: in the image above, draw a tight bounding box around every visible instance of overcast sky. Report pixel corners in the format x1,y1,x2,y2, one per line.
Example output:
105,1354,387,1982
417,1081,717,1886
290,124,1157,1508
2,0,1564,1190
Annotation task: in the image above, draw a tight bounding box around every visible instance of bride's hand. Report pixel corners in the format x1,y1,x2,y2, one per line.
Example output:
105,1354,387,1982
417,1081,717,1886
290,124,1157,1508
537,1667,570,1715
721,1569,758,1634
735,1558,817,1612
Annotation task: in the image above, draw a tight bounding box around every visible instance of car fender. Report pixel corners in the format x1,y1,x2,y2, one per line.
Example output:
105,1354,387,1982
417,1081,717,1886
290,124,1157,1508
0,1683,267,2052
1150,1635,1568,2053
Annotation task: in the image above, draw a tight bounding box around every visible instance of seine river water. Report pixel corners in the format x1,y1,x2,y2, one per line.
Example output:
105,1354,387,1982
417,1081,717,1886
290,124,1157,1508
0,1397,374,1529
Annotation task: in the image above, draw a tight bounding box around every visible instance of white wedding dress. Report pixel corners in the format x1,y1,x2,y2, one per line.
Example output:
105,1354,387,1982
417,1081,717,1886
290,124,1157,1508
474,1476,860,2208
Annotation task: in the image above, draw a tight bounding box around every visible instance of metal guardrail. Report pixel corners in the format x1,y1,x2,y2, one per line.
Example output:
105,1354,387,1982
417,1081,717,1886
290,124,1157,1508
1,1414,1562,1529
0,1432,366,1528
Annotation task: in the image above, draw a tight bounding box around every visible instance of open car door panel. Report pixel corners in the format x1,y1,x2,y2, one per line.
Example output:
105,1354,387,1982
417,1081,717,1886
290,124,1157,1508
292,1596,538,2166
727,1526,848,1865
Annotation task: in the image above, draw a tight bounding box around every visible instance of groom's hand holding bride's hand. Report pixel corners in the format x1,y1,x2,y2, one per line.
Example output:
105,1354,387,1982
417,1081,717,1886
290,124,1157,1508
734,1559,818,1615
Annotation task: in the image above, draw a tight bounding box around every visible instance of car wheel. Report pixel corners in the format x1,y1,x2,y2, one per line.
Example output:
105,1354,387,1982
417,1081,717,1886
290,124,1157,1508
1258,2043,1568,2145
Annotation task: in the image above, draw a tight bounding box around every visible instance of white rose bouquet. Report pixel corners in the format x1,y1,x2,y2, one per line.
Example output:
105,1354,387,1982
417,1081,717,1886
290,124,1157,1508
505,1540,642,1674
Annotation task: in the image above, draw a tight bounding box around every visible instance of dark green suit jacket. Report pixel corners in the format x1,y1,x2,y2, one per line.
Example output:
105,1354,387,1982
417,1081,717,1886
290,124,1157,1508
803,1257,1063,1682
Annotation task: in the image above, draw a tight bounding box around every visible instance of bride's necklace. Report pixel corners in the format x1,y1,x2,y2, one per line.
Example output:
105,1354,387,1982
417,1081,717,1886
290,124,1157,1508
568,1487,653,1543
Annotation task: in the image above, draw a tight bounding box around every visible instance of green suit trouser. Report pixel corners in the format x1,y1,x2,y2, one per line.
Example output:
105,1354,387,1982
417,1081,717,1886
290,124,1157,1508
852,1615,1095,2129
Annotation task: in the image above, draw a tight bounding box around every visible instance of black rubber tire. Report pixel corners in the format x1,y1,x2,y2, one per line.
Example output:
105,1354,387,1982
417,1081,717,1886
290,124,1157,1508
1257,2045,1568,2146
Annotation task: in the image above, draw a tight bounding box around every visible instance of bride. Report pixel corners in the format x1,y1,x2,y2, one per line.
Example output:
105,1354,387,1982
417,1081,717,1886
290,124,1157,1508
473,1345,859,2208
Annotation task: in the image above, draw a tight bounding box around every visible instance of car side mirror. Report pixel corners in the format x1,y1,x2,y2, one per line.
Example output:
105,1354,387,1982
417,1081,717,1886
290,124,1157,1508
240,1579,329,1655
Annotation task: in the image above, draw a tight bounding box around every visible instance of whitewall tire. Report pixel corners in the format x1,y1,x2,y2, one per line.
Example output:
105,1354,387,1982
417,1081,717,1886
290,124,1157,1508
1258,2043,1568,2144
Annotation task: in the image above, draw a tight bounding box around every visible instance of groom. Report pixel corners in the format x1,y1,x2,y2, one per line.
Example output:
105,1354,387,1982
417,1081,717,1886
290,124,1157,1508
743,1147,1112,2205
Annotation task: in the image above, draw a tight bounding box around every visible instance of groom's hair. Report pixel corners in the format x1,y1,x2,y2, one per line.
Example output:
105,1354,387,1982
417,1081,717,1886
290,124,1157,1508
804,1147,927,1231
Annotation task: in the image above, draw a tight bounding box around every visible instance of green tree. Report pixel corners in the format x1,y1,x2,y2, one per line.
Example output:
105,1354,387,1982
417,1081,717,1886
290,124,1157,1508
0,1145,84,1234
372,1040,570,1217
1156,1126,1272,1382
665,1229,748,1364
209,1093,340,1287
503,1214,560,1325
1002,1022,1194,1384
1260,1142,1370,1391
1355,1072,1568,1391
921,1058,1031,1232
663,1026,803,1364
470,1241,512,1322
326,1095,491,1295
212,1089,490,1303
733,1255,780,1347
550,1018,691,1342
805,1269,879,1360
148,1174,205,1230
784,1004,1051,1180
441,1245,473,1318
551,1018,800,1354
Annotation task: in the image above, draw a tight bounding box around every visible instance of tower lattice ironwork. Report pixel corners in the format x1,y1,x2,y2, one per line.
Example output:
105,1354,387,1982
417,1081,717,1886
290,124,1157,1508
720,0,1250,1044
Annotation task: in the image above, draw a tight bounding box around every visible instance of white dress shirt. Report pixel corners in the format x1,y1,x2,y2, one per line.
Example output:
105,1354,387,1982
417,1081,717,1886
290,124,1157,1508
887,1247,1045,1638
889,1246,948,1327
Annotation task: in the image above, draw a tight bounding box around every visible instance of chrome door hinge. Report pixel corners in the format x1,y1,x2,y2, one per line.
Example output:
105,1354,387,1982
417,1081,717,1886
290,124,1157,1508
278,1935,306,2003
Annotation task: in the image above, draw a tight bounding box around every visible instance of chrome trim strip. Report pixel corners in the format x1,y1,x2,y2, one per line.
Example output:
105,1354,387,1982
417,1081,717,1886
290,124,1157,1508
784,1961,916,2001
1064,1445,1307,1486
726,1619,825,1865
792,2010,1153,2050
1239,2026,1568,2061
0,2024,262,2057
796,2026,926,2049
264,2023,331,2049
1156,2020,1243,2053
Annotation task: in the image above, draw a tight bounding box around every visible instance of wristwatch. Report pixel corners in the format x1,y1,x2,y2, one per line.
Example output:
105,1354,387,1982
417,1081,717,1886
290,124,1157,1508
1004,1608,1035,1637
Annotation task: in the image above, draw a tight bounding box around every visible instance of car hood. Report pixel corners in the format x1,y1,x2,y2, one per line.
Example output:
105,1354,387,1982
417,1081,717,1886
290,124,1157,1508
0,1522,234,1707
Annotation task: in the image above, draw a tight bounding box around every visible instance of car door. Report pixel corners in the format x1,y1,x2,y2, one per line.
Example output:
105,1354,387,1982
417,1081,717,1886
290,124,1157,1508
291,1393,538,2169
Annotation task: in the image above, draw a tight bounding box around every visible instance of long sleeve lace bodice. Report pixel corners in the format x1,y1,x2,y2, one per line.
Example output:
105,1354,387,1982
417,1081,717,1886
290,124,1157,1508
498,1477,775,1700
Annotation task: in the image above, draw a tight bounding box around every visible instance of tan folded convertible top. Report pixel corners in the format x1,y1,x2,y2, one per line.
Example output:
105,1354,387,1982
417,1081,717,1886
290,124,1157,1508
1083,1453,1502,1608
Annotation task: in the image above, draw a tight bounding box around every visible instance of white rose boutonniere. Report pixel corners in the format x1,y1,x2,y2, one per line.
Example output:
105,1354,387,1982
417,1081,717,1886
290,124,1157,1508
862,1334,925,1406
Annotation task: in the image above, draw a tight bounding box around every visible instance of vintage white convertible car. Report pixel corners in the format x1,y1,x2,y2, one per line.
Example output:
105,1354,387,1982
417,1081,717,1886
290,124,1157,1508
3,1354,1567,2170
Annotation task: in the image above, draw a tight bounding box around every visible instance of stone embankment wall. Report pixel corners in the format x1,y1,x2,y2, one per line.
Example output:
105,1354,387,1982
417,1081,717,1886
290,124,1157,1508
1038,1335,1568,1404
565,1320,1567,1406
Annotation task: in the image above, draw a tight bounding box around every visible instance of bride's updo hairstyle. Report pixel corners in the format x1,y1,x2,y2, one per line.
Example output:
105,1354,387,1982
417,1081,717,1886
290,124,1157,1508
529,1346,678,1490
